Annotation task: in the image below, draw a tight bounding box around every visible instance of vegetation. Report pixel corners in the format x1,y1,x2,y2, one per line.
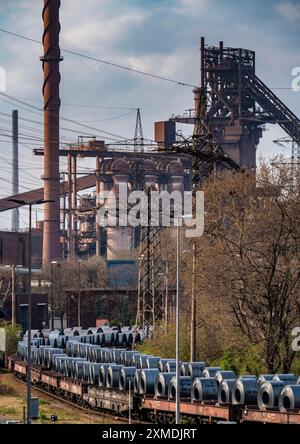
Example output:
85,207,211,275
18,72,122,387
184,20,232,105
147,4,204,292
145,159,300,375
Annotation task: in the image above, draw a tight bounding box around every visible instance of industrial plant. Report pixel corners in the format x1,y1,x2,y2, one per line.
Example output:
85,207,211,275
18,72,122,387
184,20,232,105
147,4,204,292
0,0,300,429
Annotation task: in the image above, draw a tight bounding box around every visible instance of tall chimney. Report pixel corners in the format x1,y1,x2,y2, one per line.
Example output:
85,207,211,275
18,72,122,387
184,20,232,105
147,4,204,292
41,0,62,263
11,109,19,230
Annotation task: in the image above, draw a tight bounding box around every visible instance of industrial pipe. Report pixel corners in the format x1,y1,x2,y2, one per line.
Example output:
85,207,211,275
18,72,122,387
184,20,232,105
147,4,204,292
42,0,63,263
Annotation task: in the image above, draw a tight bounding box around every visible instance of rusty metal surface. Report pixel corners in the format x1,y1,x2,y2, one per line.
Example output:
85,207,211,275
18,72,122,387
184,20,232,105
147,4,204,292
141,397,230,420
0,174,95,212
42,0,62,263
242,408,300,424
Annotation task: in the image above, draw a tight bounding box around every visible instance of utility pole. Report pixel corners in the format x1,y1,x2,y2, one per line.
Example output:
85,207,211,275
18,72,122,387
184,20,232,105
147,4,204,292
11,265,16,325
190,242,196,362
164,260,169,329
175,222,180,425
50,261,58,329
7,197,54,425
12,110,19,230
77,259,82,326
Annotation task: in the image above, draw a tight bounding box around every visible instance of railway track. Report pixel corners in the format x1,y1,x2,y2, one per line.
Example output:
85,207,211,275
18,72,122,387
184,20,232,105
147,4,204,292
14,375,143,424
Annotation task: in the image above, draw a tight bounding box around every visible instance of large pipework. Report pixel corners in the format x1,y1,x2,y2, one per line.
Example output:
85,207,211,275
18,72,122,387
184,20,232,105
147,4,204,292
42,0,62,263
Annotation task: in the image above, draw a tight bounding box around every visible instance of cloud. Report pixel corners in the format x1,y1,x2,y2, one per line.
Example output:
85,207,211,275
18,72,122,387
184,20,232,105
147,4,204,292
275,1,300,21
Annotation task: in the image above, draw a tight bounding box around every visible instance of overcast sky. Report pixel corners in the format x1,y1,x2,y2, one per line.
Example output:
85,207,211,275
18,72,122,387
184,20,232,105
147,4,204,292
0,0,299,228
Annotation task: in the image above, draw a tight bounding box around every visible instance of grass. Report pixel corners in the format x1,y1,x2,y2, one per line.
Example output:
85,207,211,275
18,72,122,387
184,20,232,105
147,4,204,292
0,372,126,424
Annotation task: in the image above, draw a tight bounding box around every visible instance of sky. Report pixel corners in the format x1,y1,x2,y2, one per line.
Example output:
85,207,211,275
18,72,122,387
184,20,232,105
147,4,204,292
0,0,299,228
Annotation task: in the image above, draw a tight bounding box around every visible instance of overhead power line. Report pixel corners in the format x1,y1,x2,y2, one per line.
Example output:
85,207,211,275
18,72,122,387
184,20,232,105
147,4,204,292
0,27,197,88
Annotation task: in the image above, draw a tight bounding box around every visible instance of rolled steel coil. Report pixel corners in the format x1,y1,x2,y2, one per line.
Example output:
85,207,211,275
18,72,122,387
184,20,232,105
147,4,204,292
273,374,297,384
48,330,64,347
87,327,102,335
158,358,172,372
180,362,189,376
112,348,126,364
218,379,236,404
63,328,80,337
107,365,123,388
191,377,218,402
257,374,274,384
101,332,114,347
123,351,136,366
202,367,222,378
168,376,192,400
187,362,205,378
279,385,300,411
146,357,160,369
54,356,69,374
99,363,111,386
81,361,90,381
74,359,88,380
73,358,88,379
140,369,160,394
134,369,142,394
215,370,236,385
232,378,259,405
100,348,110,363
139,355,153,369
258,380,285,410
166,361,177,373
89,363,101,384
155,372,176,397
91,347,102,363
119,367,136,390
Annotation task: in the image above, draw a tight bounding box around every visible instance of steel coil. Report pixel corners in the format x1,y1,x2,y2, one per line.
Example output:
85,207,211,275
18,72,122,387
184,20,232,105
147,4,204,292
187,362,205,378
158,358,173,372
139,355,153,369
232,378,259,405
215,370,236,385
134,369,142,394
180,362,189,376
202,367,222,378
166,361,177,372
99,363,111,386
218,379,236,404
123,351,136,366
74,359,88,380
89,363,101,384
112,349,126,364
168,376,192,400
119,367,136,390
140,369,160,394
146,357,160,369
257,374,274,384
258,380,285,410
191,377,218,401
155,372,176,397
107,365,123,388
273,374,297,384
279,385,300,411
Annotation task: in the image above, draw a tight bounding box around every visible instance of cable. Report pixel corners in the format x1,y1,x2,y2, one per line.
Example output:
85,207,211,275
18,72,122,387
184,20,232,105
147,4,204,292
0,92,130,141
0,27,197,88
